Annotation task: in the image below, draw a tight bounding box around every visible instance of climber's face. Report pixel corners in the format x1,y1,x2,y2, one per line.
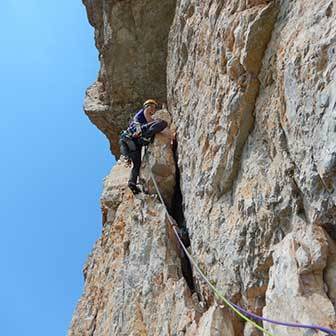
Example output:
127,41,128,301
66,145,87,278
147,104,157,115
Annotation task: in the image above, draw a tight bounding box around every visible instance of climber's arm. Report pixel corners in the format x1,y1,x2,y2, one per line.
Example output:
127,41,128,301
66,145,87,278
144,108,155,123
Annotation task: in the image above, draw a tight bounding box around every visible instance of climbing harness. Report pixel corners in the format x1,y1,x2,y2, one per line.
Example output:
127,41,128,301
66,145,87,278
120,125,153,149
119,130,138,152
148,169,336,336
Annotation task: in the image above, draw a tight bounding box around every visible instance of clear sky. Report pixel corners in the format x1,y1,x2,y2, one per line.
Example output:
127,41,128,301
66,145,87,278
0,1,114,335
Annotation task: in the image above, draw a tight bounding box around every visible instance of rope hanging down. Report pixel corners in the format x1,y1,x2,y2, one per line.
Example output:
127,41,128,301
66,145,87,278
148,169,336,336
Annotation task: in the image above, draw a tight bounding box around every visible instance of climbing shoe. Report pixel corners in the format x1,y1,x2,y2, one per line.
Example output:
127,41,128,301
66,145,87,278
128,181,141,195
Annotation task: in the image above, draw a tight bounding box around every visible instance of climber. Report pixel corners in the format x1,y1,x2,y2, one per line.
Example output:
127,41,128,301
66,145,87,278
119,99,173,195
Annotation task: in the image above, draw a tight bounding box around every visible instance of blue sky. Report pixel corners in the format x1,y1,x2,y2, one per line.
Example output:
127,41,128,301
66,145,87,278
0,1,113,335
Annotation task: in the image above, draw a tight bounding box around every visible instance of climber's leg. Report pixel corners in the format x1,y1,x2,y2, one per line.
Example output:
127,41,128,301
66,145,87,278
128,146,142,194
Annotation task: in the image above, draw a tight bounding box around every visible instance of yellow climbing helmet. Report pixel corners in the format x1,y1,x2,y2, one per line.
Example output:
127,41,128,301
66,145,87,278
143,99,159,108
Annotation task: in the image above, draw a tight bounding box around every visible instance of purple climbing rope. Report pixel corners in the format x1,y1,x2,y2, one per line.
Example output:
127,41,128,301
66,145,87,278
231,302,336,335
149,169,336,336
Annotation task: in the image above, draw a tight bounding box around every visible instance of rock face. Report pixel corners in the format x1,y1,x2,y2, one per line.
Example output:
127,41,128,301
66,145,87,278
168,0,336,332
263,225,336,336
69,161,196,336
70,0,336,335
82,0,176,156
140,109,176,207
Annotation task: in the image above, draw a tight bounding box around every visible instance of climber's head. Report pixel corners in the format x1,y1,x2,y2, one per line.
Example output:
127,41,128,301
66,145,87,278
143,99,159,115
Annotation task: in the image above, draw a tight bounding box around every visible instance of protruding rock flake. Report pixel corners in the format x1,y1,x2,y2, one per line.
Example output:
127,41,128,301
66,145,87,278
263,225,336,335
140,109,176,207
69,0,336,335
82,0,177,157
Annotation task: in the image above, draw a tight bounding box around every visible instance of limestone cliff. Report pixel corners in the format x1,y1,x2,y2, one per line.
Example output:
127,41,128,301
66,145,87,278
69,0,336,335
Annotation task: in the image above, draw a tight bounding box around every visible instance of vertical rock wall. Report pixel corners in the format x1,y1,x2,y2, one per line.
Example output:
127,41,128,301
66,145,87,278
69,153,197,336
168,0,336,334
70,0,336,335
82,0,176,155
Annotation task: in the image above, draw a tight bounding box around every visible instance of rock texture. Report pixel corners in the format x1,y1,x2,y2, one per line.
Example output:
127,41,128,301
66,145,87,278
69,142,237,336
82,0,176,156
263,225,336,335
69,161,198,336
70,0,336,335
140,109,176,207
168,0,336,332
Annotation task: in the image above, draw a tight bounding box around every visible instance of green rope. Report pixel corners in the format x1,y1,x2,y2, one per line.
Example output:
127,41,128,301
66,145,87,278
149,169,277,336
